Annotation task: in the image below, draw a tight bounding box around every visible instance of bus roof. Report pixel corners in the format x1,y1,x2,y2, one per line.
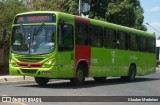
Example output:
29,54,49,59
15,11,155,37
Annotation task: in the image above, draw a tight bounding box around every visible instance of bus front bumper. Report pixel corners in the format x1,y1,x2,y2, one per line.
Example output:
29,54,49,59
9,64,57,78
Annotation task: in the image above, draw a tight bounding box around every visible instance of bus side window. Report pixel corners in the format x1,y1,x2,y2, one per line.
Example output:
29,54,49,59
91,25,103,48
58,24,74,51
104,28,116,49
129,34,138,51
117,31,127,50
147,37,155,53
75,22,88,45
139,36,147,52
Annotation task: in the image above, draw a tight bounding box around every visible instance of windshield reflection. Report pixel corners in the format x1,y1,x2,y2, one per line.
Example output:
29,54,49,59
11,25,55,55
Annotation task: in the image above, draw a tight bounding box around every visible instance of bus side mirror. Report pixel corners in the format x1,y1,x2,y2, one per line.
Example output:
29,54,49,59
2,29,7,40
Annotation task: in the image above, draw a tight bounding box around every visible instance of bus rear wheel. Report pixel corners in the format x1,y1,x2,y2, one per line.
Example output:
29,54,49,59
70,65,85,85
127,65,136,81
34,77,49,86
121,65,136,81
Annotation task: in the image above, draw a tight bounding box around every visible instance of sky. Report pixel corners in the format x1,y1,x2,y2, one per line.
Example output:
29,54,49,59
140,0,160,38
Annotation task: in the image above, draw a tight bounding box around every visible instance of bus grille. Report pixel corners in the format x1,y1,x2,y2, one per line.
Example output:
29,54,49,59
17,57,44,62
21,69,37,74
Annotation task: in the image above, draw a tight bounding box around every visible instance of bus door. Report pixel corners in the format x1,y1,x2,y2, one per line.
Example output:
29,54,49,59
57,20,75,78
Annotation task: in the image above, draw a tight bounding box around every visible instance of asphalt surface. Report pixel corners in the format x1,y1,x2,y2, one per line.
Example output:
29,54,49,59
0,68,160,84
0,68,160,105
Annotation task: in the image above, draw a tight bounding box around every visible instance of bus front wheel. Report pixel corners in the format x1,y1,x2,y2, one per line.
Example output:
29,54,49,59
70,65,85,85
34,77,49,86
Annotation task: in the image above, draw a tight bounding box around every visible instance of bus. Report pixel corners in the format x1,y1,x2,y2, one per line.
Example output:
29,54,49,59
9,11,156,86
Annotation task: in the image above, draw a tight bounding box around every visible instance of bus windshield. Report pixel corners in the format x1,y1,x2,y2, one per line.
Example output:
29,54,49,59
11,25,56,55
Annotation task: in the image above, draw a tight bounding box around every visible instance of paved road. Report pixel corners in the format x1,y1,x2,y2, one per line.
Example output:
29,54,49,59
0,69,160,105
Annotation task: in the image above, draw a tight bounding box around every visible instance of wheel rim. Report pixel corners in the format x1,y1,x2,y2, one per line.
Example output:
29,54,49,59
77,69,84,81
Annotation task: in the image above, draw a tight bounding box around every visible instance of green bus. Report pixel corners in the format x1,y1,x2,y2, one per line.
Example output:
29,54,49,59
9,11,156,86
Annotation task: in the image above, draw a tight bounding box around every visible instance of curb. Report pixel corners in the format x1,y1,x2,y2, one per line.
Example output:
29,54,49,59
0,76,35,85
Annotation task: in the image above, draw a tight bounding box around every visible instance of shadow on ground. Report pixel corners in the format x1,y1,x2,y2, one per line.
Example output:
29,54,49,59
16,77,160,89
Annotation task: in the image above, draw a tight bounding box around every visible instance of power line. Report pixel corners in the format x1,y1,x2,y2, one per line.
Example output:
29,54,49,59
146,23,160,34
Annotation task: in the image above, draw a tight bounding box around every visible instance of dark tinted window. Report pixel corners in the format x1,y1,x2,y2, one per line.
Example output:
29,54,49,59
147,37,155,53
75,22,89,45
129,34,138,51
104,28,116,49
117,31,128,50
139,36,147,52
91,26,103,47
58,24,74,51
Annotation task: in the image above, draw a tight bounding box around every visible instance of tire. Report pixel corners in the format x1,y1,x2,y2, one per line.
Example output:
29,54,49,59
120,65,136,81
34,77,49,86
70,65,85,85
127,65,136,81
93,77,106,82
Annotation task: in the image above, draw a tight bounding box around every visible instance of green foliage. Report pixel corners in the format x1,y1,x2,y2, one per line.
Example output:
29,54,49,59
61,0,78,14
26,0,64,11
106,0,135,27
0,0,27,48
89,0,146,31
89,0,109,20
61,0,146,31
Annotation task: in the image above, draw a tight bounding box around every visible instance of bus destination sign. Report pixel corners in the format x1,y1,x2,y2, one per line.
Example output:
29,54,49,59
15,14,56,24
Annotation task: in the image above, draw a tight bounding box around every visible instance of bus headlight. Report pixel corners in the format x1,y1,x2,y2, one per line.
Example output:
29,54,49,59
43,58,55,68
10,59,18,67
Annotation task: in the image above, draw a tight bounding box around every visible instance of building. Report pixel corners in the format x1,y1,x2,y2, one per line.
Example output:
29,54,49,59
156,40,160,61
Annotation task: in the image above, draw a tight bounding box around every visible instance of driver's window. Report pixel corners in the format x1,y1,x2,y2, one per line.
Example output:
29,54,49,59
58,24,74,51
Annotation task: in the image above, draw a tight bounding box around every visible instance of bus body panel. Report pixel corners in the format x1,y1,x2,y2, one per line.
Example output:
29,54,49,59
9,11,156,81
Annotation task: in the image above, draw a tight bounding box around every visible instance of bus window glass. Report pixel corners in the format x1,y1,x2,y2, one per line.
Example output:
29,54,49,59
117,31,127,50
58,24,74,51
91,26,103,47
147,37,155,53
11,25,55,55
139,36,147,52
104,28,116,49
75,22,88,45
129,34,138,51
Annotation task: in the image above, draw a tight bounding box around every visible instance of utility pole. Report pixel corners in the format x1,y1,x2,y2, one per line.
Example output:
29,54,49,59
79,0,82,16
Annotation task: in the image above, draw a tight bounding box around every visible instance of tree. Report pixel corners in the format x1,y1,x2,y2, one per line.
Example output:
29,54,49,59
26,0,64,11
89,0,146,31
61,0,147,31
0,0,27,47
131,0,147,31
0,0,27,74
0,0,27,29
88,0,109,20
0,0,27,39
0,0,28,49
61,0,78,14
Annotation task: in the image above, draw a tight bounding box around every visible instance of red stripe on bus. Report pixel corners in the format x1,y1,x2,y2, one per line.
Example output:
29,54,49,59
75,45,91,77
16,62,43,68
75,16,90,24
